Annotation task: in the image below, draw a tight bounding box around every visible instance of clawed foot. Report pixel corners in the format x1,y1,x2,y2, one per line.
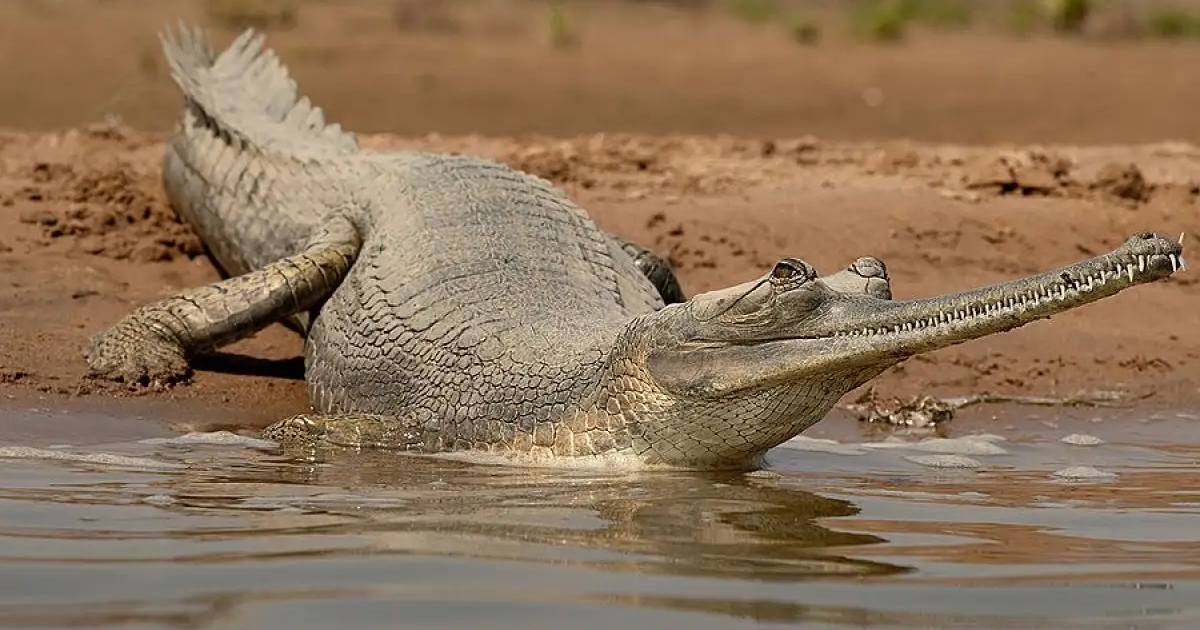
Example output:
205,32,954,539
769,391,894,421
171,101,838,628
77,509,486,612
262,414,326,445
263,413,425,450
85,322,191,388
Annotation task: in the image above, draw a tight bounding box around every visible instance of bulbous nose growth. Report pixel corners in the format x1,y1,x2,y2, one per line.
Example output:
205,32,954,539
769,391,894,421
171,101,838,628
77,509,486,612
821,256,892,299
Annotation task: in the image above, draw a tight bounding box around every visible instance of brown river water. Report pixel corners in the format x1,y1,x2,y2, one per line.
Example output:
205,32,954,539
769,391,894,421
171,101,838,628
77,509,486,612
0,404,1197,629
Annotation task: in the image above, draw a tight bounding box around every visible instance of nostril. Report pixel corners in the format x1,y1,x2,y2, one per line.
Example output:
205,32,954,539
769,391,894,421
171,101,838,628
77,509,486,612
851,256,888,279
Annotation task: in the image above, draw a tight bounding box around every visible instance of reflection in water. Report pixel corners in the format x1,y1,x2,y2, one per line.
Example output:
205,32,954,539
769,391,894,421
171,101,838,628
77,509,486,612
0,411,1198,629
178,449,907,582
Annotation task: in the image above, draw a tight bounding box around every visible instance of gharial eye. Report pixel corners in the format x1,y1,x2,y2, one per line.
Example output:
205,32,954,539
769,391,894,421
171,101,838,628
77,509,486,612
770,258,813,287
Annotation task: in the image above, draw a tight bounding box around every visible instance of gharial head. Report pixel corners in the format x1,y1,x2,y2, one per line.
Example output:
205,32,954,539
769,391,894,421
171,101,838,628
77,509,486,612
616,233,1185,468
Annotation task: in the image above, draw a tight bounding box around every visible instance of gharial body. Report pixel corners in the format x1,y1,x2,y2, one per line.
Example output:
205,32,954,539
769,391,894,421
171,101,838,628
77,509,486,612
86,26,1186,469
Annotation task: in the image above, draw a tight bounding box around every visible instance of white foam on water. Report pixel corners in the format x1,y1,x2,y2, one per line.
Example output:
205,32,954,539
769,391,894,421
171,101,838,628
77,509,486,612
0,446,183,469
1060,433,1105,446
1052,465,1117,480
142,494,177,506
904,454,983,469
140,431,277,449
861,436,1008,455
779,435,866,455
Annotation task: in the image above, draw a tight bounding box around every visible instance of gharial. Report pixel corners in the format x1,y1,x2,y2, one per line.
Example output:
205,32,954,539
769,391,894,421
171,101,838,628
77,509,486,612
86,25,1187,469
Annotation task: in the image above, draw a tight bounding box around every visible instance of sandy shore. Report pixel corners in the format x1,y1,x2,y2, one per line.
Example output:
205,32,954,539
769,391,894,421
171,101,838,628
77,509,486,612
0,127,1197,427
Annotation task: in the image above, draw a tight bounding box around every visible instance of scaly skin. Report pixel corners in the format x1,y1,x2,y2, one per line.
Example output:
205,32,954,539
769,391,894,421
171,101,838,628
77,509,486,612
86,26,1186,469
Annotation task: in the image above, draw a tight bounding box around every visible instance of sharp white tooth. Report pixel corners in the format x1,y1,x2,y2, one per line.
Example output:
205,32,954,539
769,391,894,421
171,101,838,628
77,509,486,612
1127,264,1135,282
1170,254,1179,272
1086,276,1094,290
1138,256,1146,272
1180,232,1186,245
1181,256,1188,272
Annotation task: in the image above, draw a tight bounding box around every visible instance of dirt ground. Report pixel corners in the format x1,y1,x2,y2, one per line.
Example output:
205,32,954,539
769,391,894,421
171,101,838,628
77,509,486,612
0,126,1197,426
0,0,1198,427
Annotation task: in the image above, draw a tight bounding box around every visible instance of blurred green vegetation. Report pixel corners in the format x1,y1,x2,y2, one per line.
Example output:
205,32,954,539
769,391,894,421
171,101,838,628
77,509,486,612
200,0,1200,46
1045,0,1090,33
725,0,783,24
1147,9,1200,38
546,0,579,49
850,0,973,42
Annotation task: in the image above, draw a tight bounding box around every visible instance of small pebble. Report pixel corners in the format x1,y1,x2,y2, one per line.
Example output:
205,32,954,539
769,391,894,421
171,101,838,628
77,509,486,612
1061,433,1104,446
1052,466,1117,480
905,454,983,469
745,469,782,479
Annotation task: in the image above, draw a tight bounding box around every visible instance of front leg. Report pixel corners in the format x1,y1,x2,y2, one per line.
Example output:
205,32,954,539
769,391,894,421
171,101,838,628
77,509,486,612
612,235,686,304
86,216,360,387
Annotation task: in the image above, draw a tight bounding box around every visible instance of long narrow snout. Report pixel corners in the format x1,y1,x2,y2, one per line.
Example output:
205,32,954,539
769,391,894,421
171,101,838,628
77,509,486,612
824,232,1185,364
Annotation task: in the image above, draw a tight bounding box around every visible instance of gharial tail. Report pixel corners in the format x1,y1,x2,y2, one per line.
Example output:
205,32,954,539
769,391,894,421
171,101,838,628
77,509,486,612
160,22,359,155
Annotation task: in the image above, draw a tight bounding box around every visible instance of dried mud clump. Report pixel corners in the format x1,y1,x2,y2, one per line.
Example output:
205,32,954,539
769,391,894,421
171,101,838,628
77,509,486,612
1091,161,1148,202
9,161,201,262
963,152,1074,196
